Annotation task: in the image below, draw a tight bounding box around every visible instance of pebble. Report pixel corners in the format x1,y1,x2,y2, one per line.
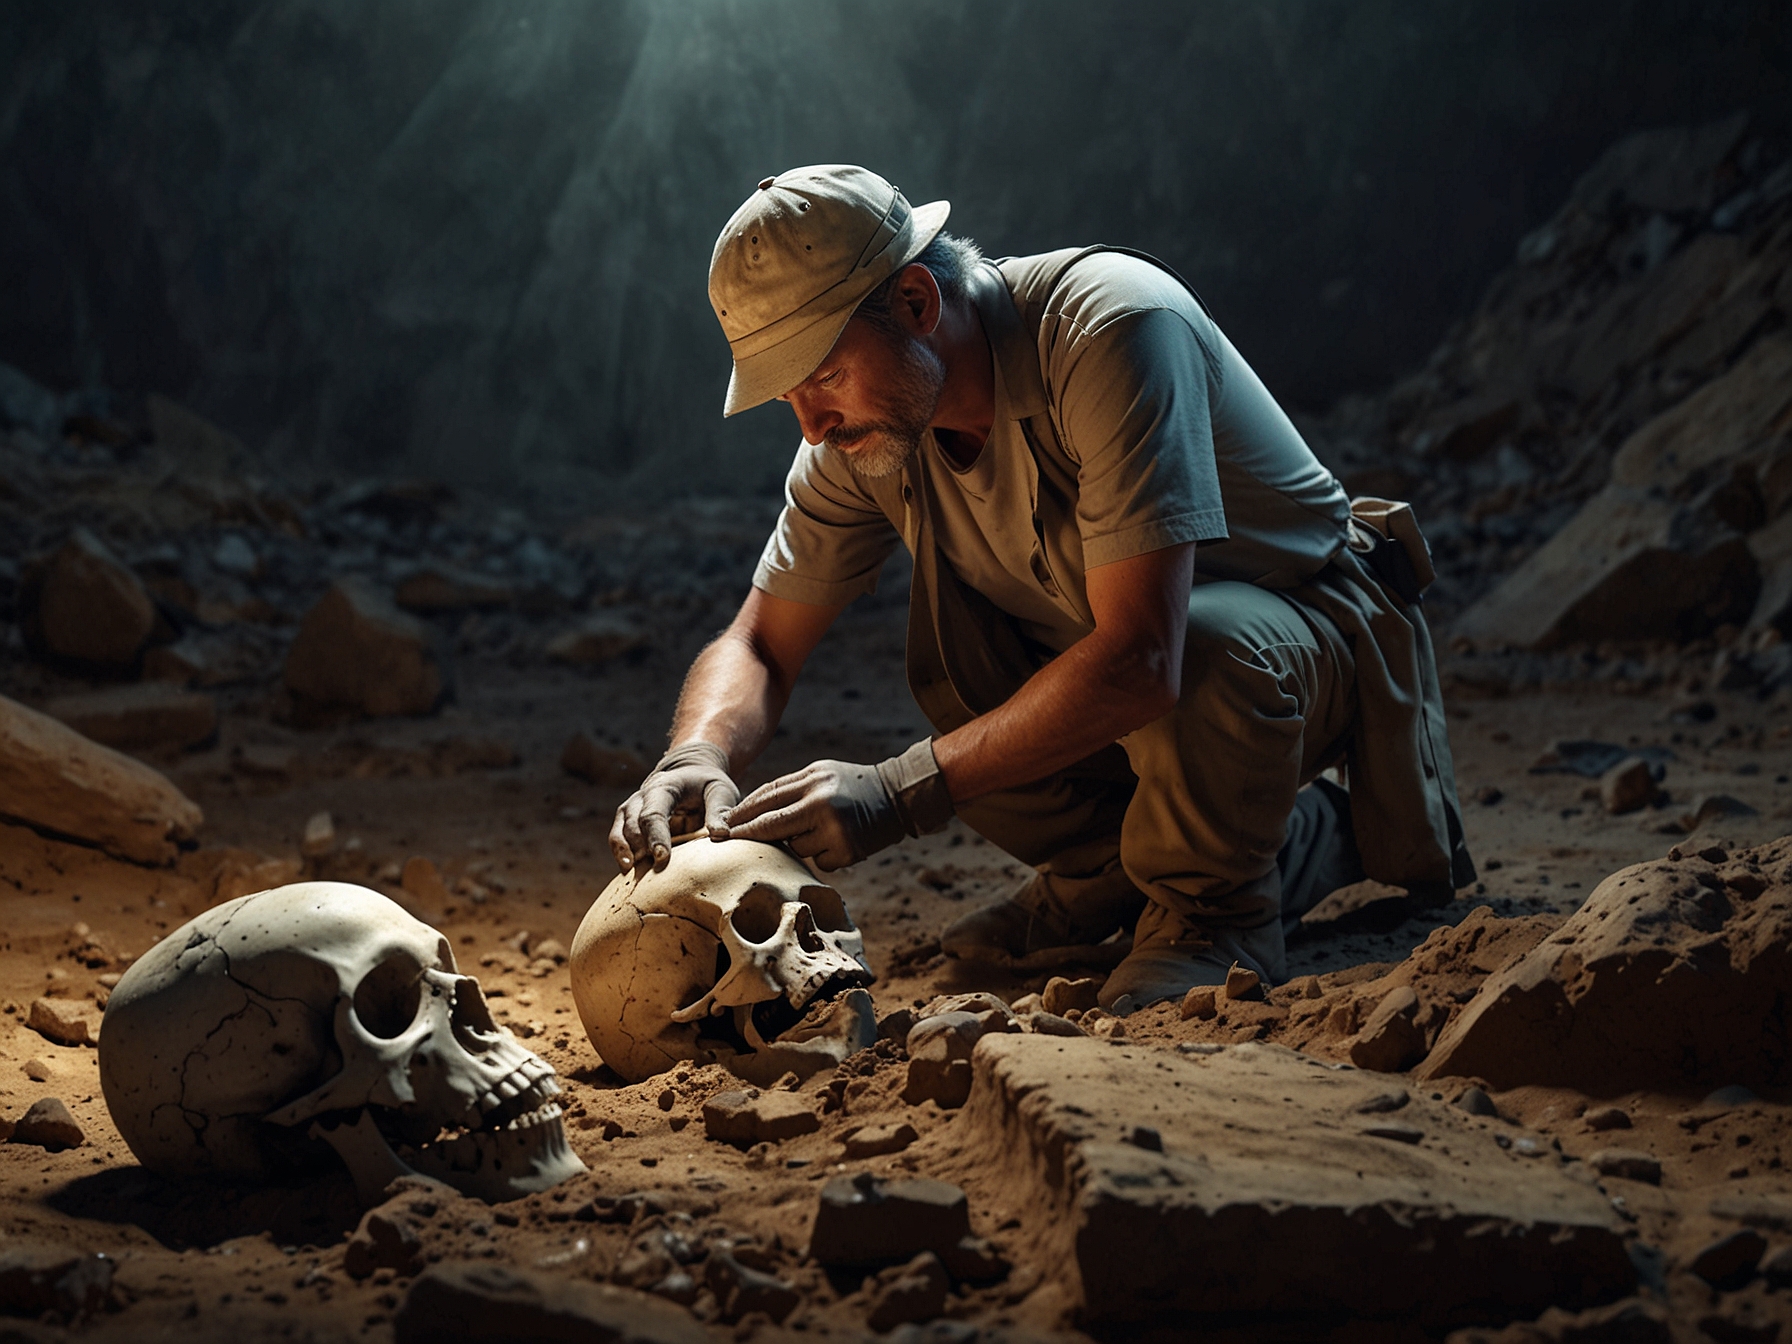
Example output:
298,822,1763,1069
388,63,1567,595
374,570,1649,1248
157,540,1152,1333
1348,986,1425,1073
842,1122,919,1160
1223,963,1263,1002
1179,986,1218,1021
809,1174,969,1269
1687,1228,1767,1289
1026,1011,1087,1038
701,1089,818,1147
1041,976,1101,1016
1758,1243,1792,1288
8,1097,84,1151
866,1252,950,1333
1362,1123,1424,1145
1599,757,1659,814
23,1060,50,1082
27,998,94,1048
301,810,336,857
1583,1106,1631,1131
344,1208,425,1279
1453,1086,1498,1117
703,1246,799,1325
1353,1088,1410,1115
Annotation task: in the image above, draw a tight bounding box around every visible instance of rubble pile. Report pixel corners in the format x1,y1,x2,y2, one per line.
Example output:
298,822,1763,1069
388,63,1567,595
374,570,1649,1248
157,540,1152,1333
1310,113,1792,689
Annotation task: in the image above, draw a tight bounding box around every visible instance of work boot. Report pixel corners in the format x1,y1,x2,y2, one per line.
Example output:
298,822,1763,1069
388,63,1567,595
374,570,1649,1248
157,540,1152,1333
939,858,1145,972
1097,900,1281,1015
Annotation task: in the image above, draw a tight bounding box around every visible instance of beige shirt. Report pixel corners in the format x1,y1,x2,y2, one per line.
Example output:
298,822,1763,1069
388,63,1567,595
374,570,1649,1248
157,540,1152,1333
752,248,1353,649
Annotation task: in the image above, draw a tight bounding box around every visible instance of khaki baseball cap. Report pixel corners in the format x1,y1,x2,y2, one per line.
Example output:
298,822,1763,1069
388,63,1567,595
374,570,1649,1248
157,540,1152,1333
709,165,950,416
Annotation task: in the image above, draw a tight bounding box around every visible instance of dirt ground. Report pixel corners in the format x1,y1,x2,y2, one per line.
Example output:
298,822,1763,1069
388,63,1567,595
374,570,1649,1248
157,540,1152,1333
2,549,1791,1342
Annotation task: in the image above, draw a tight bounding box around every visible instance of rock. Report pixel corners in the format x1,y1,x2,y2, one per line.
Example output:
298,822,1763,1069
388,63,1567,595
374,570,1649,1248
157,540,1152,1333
19,528,157,670
1362,1123,1425,1144
1353,1088,1410,1115
1420,837,1792,1092
393,1261,708,1344
1456,335,1792,649
1180,985,1218,1021
41,684,219,754
1599,758,1660,815
302,810,336,858
1040,975,1101,1016
1529,740,1673,779
27,999,95,1048
701,1088,819,1146
1701,1082,1757,1111
866,1252,950,1333
1687,1228,1767,1289
532,938,568,964
9,1098,84,1151
1679,793,1757,833
1444,1296,1672,1344
142,630,270,688
0,1244,115,1320
146,394,249,475
344,1207,425,1279
1026,1011,1086,1038
810,1174,970,1269
1224,963,1264,1001
24,1060,50,1082
1348,986,1426,1073
843,1121,919,1159
558,734,648,787
876,1007,916,1045
1587,1149,1660,1184
702,1247,799,1324
1008,992,1042,1014
1748,509,1792,635
394,565,514,613
545,615,645,667
903,1010,1016,1109
957,1035,1631,1335
1583,1107,1631,1132
284,578,446,718
0,694,204,865
1455,1087,1499,1118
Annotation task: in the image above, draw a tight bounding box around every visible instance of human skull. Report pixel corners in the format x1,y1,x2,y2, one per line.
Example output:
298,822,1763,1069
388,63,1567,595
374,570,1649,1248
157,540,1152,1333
570,838,875,1085
99,882,585,1204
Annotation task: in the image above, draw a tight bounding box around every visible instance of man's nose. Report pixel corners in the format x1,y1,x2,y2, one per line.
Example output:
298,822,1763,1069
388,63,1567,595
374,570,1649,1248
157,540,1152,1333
785,391,841,446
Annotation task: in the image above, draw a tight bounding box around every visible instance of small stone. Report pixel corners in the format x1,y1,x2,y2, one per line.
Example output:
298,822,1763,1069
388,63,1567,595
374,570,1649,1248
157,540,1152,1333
27,998,94,1047
877,1007,916,1045
1286,975,1324,1000
1176,1041,1224,1056
1224,963,1264,1002
1179,986,1218,1021
545,615,644,667
0,1244,116,1318
1454,1087,1498,1117
1702,1083,1758,1112
558,733,648,787
1026,1011,1086,1038
302,810,336,857
1588,1149,1661,1184
394,565,514,613
1353,1088,1410,1115
843,1122,919,1159
809,1174,970,1268
903,1010,1012,1109
1681,796,1756,832
656,1089,676,1113
866,1252,950,1333
1008,992,1042,1014
9,1097,84,1150
23,1060,49,1082
1688,1228,1767,1289
1473,785,1503,806
531,938,568,964
393,1261,707,1344
1040,976,1102,1016
1584,1106,1632,1131
701,1089,819,1146
1599,757,1660,815
703,1247,799,1325
344,1207,425,1279
1348,986,1425,1073
937,1235,1009,1283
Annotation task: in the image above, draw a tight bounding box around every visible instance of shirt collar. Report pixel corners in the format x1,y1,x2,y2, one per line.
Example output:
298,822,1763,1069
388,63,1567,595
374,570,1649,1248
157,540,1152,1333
967,260,1048,420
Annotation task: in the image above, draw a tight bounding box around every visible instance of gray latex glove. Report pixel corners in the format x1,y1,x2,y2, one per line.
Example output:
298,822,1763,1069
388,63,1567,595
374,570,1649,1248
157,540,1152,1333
719,739,954,871
610,740,739,873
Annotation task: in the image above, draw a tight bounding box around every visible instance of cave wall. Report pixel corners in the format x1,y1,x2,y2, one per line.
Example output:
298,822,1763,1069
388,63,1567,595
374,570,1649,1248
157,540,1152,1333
1,0,1788,495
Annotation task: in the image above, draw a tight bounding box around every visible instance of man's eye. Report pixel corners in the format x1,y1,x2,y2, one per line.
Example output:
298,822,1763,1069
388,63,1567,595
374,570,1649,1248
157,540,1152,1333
819,370,841,387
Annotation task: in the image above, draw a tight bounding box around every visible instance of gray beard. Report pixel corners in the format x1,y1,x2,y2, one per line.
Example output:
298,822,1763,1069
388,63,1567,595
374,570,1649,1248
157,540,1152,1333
823,335,945,479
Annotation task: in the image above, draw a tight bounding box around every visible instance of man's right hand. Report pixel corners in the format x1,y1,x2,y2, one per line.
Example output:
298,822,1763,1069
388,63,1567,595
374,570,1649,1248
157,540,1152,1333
609,741,740,873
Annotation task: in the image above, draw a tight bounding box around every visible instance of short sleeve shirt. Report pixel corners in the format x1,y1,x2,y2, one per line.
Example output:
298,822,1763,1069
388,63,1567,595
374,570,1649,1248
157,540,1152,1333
752,248,1352,656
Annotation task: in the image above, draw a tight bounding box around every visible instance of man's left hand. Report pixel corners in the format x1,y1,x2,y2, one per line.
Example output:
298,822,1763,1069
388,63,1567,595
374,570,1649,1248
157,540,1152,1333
720,740,956,871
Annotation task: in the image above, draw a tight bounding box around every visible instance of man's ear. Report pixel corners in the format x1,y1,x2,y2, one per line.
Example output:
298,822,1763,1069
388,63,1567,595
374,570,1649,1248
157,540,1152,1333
894,263,942,337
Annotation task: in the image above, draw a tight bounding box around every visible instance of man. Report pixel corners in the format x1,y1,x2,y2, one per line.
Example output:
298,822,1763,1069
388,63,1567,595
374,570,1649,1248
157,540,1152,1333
611,164,1472,1013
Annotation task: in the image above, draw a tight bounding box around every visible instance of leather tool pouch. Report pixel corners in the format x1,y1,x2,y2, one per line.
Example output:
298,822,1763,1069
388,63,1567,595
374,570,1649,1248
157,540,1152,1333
1347,496,1437,606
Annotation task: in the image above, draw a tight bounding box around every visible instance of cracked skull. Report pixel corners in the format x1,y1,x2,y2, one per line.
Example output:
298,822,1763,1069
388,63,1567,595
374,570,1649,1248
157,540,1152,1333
570,838,876,1085
98,881,585,1204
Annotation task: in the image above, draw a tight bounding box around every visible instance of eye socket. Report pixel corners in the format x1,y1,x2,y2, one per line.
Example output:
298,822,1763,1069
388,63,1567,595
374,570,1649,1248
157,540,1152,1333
353,953,425,1039
728,884,789,944
799,885,853,933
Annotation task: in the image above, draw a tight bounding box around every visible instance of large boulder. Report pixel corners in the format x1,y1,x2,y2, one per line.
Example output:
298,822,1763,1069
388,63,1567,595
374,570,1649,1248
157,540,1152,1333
284,579,446,718
1419,837,1792,1094
1456,335,1792,648
0,693,203,865
19,529,157,671
958,1034,1631,1337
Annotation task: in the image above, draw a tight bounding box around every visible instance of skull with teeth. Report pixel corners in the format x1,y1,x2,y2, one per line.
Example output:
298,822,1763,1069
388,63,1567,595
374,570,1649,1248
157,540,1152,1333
98,882,585,1204
570,838,876,1085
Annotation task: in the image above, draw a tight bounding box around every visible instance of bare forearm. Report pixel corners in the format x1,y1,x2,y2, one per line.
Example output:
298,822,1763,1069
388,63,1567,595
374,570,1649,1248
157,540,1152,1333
668,631,790,772
932,631,1178,802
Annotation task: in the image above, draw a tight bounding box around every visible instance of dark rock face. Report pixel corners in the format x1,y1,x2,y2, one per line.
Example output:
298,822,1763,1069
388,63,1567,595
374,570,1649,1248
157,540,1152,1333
3,4,1788,489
